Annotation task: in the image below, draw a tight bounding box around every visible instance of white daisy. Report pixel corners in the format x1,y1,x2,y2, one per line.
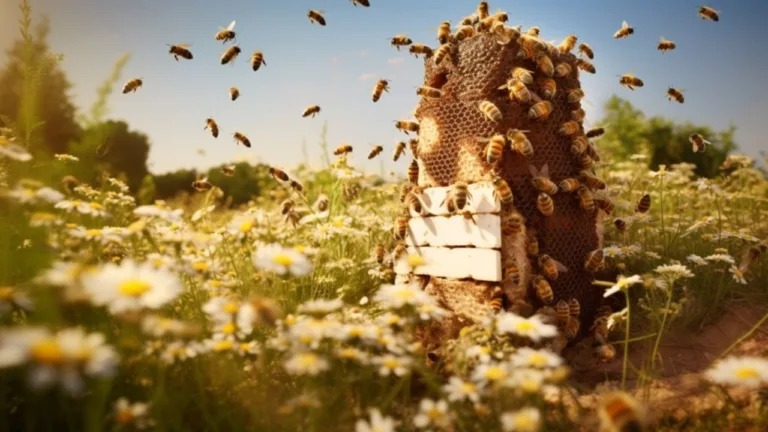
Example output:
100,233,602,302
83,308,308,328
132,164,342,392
495,313,558,342
500,407,541,432
472,362,510,386
298,298,344,316
114,398,153,429
252,243,312,277
355,408,397,432
706,356,768,388
374,354,412,377
413,398,451,429
373,281,433,310
705,254,735,265
54,153,79,162
603,275,643,298
443,376,481,403
654,264,694,280
729,266,747,285
686,255,708,266
284,352,329,376
510,348,563,369
0,136,32,161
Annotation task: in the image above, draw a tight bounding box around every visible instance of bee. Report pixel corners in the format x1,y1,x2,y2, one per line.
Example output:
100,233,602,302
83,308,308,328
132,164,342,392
454,25,476,42
580,170,606,189
408,139,419,158
368,145,383,160
442,182,472,211
502,211,524,235
433,42,456,65
592,316,610,342
739,245,764,273
390,34,413,50
284,209,301,228
221,164,236,177
409,44,433,58
529,164,558,195
289,179,304,192
270,167,289,183
596,304,613,319
571,108,586,122
408,159,419,184
220,45,241,65
394,216,408,240
392,242,408,262
350,0,370,6
334,144,353,156
477,1,490,19
586,143,602,162
122,78,143,94
392,141,407,161
571,135,589,154
492,176,514,210
480,134,506,165
371,79,390,103
479,100,502,123
558,35,578,53
314,194,330,212
594,343,617,364
568,298,581,317
619,73,643,91
489,286,505,312
280,199,295,215
529,101,553,121
667,87,685,103
584,249,605,273
554,62,572,78
537,193,554,216
167,44,193,61
534,276,554,304
614,218,627,233
635,193,651,213
556,300,570,326
416,86,442,99
204,118,219,138
577,186,595,212
229,87,240,101
595,194,615,215
302,105,321,118
526,26,541,37
566,88,585,104
192,177,213,192
577,42,594,59
613,20,634,39
308,10,326,26
534,52,554,77
559,178,581,193
233,131,251,148
214,20,236,43
576,58,596,74
526,230,540,256
539,78,557,100
586,128,605,139
559,121,581,136
508,129,534,158
577,153,594,171
395,120,420,135
505,78,531,104
374,244,385,264
250,51,266,71
407,190,427,216
506,265,521,284
436,21,452,44
689,133,711,153
698,6,720,22
564,316,581,340
539,254,568,281
597,392,647,432
657,36,676,54
511,67,534,86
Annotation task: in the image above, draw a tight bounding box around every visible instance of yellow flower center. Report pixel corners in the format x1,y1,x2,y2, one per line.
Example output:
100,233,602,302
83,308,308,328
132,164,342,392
461,382,477,393
394,289,415,301
284,315,297,326
735,367,760,380
515,321,535,332
407,254,426,267
118,279,151,297
193,262,209,272
0,287,13,300
427,407,443,420
514,416,535,431
339,348,358,359
383,359,401,369
528,353,547,367
484,366,507,381
209,280,222,288
333,219,345,228
213,340,233,351
299,353,318,367
239,221,254,233
89,202,103,210
86,229,102,237
23,189,35,197
348,327,363,337
117,409,136,425
223,302,239,314
520,379,540,393
273,254,293,266
31,338,65,365
294,245,306,253
239,343,252,352
31,212,56,222
480,346,491,355
221,322,236,334
152,258,165,268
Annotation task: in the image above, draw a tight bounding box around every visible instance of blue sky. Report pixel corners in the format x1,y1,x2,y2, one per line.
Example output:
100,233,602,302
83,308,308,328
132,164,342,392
0,0,766,174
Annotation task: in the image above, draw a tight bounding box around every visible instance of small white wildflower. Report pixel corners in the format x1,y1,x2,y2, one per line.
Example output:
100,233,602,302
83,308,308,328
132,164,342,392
298,298,344,316
495,313,557,342
472,362,509,385
500,407,541,432
654,264,694,280
373,281,433,310
705,254,735,265
355,408,397,432
706,356,768,388
443,376,481,403
252,243,312,277
54,154,79,162
114,398,153,429
603,275,643,298
0,136,32,161
729,266,747,285
510,348,563,369
375,354,412,377
284,352,329,376
687,255,708,266
413,398,451,429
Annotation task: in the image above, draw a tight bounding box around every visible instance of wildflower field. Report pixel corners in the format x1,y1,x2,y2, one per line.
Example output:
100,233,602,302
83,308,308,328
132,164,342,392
2,1,768,431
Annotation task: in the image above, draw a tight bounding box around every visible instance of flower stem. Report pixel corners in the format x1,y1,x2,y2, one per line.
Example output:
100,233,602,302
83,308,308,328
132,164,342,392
719,311,768,358
649,281,675,374
621,294,632,390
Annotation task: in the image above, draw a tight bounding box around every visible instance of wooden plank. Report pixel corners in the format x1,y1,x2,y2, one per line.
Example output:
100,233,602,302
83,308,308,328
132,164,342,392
406,214,502,248
409,182,500,217
394,246,502,282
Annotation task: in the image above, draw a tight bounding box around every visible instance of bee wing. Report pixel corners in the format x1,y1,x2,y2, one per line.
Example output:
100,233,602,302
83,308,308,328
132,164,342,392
541,163,550,178
226,20,236,31
621,20,629,29
528,164,540,177
178,43,192,48
555,259,569,274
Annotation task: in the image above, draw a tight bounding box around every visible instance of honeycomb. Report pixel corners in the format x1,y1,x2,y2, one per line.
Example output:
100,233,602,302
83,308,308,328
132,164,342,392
412,28,604,344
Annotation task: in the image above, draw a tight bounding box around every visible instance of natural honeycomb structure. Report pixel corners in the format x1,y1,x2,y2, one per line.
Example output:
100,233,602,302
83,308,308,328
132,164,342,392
402,13,607,353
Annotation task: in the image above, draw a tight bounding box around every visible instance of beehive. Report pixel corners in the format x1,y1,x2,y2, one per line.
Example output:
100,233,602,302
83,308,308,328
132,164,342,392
395,11,606,353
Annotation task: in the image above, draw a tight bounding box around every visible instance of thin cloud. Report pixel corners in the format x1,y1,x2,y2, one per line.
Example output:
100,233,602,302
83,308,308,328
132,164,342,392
358,73,377,81
357,50,369,57
329,56,340,64
388,57,405,65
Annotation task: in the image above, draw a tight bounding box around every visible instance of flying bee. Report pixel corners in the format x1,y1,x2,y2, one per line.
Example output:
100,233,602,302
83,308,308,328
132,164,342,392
689,133,711,153
302,105,321,118
368,145,383,160
578,42,594,59
526,26,541,37
571,108,586,122
511,67,534,86
214,20,236,43
657,36,676,54
269,167,290,183
250,51,266,71
433,42,456,65
454,25,476,42
290,179,304,193
167,44,193,61
314,193,330,212
416,86,442,99
539,254,568,281
334,144,353,156
586,127,605,139
613,20,634,39
577,153,594,170
204,118,219,138
529,164,559,195
233,131,251,148
577,186,595,213
537,193,555,216
635,193,651,213
409,43,433,58
489,286,505,312
529,101,553,121
508,129,534,158
571,135,589,154
284,209,301,228
307,10,326,26
371,79,390,102
580,170,606,189
504,78,531,104
229,86,240,101
374,244,385,265
614,218,627,233
667,87,685,103
566,88,585,103
597,392,647,432
506,265,521,284
502,211,524,235
534,51,554,77
280,199,295,215
220,45,241,65
192,177,213,192
594,343,617,364
576,58,596,74
479,100,502,123
526,230,540,256
482,134,507,165
559,178,581,193
436,21,452,44
390,34,413,50
492,176,514,210
408,139,419,158
554,62,572,78
441,182,472,211
538,78,557,100
556,300,570,327
122,78,143,94
394,216,408,240
584,248,605,273
564,316,581,339
698,6,720,22
393,141,407,161
395,120,420,135
221,164,236,177
533,276,554,304
408,159,419,183
568,298,581,317
558,35,578,53
595,194,615,215
618,73,643,91
350,0,370,6
559,121,581,136
739,245,764,273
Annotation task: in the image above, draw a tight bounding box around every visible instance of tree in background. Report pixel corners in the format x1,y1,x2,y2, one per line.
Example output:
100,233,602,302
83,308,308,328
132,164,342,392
204,162,268,206
137,174,156,205
596,95,647,161
154,168,199,199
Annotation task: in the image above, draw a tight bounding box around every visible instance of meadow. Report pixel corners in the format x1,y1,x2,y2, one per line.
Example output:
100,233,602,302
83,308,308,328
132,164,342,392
1,1,768,431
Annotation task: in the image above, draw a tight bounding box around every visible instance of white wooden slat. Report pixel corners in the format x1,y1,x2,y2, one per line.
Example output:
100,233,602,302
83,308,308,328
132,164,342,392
394,246,502,282
406,214,502,248
409,182,500,217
